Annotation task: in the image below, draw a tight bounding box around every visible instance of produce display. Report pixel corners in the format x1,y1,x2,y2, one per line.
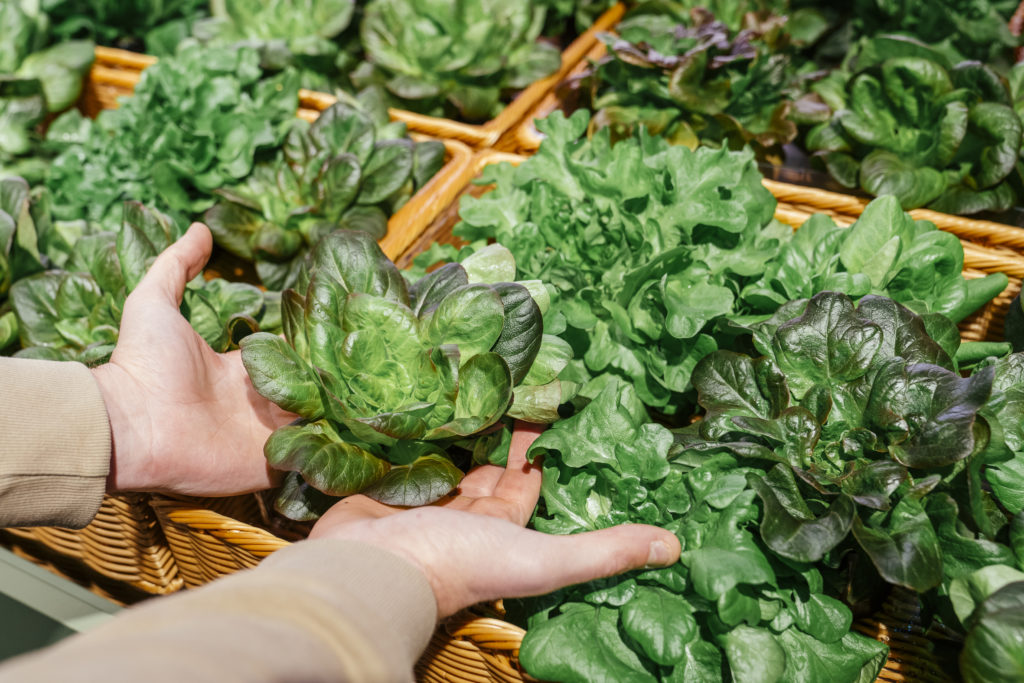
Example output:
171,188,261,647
3,1,1024,682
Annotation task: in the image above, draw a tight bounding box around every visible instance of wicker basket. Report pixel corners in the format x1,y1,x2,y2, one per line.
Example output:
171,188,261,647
3,494,181,595
149,148,1024,681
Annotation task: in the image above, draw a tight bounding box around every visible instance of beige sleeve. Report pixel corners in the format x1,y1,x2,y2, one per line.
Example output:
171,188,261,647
0,358,110,528
0,539,439,683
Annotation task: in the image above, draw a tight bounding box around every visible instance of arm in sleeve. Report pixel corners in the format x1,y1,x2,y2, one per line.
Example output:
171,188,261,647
0,358,110,528
0,539,439,683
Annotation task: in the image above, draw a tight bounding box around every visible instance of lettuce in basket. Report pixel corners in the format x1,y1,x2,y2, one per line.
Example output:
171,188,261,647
193,0,358,78
240,230,572,519
806,36,1023,214
203,101,445,291
355,0,562,121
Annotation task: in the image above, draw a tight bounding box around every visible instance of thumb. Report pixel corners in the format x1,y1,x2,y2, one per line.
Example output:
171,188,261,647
497,524,681,602
130,222,213,307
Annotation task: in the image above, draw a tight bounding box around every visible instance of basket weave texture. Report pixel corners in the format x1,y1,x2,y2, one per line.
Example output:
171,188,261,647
4,494,181,595
150,148,1024,682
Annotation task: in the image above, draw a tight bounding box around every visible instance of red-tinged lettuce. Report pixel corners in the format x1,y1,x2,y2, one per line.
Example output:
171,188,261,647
515,378,888,683
240,230,569,519
684,291,1024,594
581,10,828,158
204,102,444,290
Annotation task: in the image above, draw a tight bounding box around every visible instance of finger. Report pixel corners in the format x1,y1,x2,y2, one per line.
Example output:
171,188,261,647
130,222,213,307
491,421,545,524
453,465,504,498
497,524,681,601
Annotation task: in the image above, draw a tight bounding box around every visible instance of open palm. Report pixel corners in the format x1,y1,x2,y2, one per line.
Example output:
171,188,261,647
310,422,681,617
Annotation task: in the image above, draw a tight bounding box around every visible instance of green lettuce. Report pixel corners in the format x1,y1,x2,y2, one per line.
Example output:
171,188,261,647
355,0,561,121
516,378,888,683
241,230,567,518
806,37,1023,214
12,201,275,364
203,102,445,290
44,43,299,231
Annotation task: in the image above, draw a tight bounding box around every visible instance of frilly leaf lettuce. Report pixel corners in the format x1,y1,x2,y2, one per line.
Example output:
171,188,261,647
241,229,564,516
449,110,780,415
516,378,888,682
44,44,299,231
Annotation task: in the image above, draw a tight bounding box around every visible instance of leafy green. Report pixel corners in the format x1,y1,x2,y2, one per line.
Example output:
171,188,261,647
355,0,562,121
193,0,359,82
44,43,299,232
42,0,207,56
204,101,444,290
445,111,1002,418
688,292,1024,596
447,110,781,415
241,230,563,516
11,200,273,363
516,378,888,682
849,0,1018,64
740,195,1009,324
951,566,1024,683
0,1,93,181
583,10,828,157
805,38,1023,214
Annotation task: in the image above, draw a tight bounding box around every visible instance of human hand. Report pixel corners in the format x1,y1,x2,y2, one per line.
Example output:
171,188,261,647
92,223,294,495
309,421,682,618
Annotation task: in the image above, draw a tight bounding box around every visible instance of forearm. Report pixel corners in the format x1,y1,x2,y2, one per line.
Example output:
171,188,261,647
0,358,110,528
0,539,437,683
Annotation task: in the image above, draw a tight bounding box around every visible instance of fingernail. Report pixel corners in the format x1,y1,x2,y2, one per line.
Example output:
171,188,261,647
645,540,673,568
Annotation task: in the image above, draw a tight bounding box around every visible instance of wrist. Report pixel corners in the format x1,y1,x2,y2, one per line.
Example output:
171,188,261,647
92,363,154,492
